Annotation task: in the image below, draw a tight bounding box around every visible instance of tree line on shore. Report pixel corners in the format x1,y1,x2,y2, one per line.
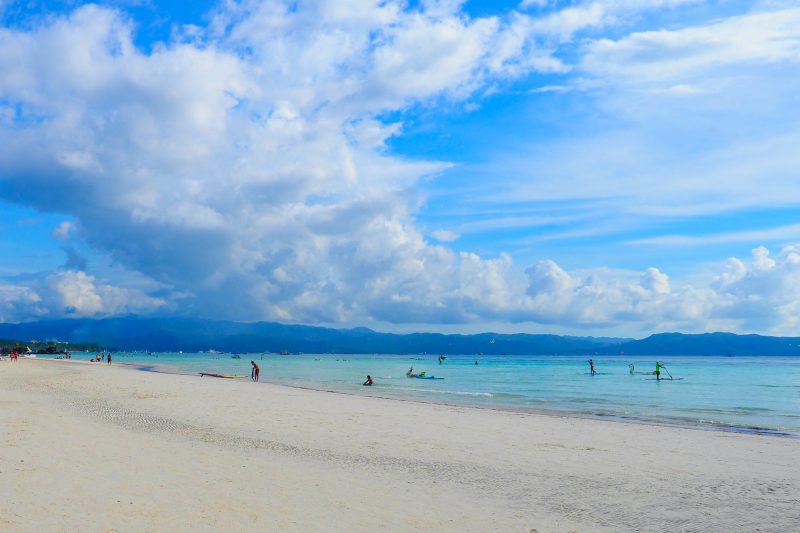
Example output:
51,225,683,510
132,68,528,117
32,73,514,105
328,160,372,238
0,338,103,355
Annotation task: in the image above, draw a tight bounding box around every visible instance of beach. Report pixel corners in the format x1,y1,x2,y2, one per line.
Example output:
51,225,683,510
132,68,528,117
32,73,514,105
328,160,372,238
2,359,798,532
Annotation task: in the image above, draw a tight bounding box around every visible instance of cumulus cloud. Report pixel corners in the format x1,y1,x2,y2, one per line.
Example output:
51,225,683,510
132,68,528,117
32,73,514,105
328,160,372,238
708,246,800,332
0,270,164,322
508,246,800,334
1,1,798,335
0,2,553,325
46,270,165,317
0,283,45,323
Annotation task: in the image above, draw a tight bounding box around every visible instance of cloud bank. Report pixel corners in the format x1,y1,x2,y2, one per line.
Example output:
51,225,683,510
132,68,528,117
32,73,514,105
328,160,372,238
1,1,799,334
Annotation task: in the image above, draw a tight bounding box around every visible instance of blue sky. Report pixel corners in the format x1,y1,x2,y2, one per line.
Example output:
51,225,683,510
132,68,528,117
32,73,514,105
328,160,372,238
1,0,799,335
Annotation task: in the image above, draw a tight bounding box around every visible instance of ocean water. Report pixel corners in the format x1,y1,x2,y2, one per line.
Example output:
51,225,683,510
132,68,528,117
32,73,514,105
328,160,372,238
63,352,800,435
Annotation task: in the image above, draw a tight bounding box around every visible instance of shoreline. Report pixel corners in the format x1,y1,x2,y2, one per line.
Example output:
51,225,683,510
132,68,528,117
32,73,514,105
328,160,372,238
3,357,799,532
105,357,798,438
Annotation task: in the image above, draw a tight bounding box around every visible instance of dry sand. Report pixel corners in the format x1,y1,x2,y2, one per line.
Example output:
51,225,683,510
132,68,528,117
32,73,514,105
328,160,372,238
1,358,798,532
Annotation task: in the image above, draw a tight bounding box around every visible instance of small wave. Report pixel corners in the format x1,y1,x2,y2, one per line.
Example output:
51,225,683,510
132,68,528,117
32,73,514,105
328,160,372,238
491,392,531,400
682,406,773,415
394,386,494,398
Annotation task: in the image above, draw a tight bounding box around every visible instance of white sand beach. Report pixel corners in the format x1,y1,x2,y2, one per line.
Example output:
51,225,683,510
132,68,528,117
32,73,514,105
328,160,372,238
1,359,798,532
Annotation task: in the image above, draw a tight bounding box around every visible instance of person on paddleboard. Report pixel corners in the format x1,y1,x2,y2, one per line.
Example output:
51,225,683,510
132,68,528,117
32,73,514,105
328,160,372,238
588,359,596,376
654,361,665,381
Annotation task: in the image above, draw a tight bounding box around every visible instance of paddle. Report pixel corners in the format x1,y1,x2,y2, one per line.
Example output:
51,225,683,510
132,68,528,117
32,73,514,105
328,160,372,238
660,362,674,381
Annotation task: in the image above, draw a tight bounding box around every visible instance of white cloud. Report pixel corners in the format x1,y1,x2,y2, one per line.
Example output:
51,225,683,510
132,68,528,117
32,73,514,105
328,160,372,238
431,229,460,242
0,283,45,323
46,270,165,317
478,6,800,225
526,0,703,42
51,221,75,241
582,7,800,82
1,2,799,335
505,245,800,333
530,2,607,41
519,0,550,9
0,3,551,325
0,270,164,322
628,223,800,247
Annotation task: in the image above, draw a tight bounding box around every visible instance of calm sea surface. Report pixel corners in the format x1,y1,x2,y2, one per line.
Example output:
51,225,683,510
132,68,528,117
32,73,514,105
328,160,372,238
56,352,800,435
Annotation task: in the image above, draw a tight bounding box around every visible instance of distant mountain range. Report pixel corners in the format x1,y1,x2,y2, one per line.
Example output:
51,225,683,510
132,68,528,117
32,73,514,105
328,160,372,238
0,317,799,356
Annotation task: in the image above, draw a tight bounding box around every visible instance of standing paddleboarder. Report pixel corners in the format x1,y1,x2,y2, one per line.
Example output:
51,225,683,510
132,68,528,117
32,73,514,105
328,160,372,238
588,358,596,376
654,361,667,381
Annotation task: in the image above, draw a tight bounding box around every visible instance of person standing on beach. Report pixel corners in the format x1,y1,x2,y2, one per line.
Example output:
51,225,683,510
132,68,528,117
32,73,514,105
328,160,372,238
588,359,596,376
250,361,260,382
107,353,112,365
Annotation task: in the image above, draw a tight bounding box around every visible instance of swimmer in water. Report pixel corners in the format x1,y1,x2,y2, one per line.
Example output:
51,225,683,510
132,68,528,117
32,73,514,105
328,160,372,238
363,375,374,386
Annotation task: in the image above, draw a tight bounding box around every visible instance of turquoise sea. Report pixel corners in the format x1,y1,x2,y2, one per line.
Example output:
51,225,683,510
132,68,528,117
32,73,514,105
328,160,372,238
58,352,800,435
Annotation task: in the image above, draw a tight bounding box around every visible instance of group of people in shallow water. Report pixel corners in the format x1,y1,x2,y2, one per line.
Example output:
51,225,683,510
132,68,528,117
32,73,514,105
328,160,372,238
362,358,479,386
244,357,674,389
90,352,111,364
589,359,671,380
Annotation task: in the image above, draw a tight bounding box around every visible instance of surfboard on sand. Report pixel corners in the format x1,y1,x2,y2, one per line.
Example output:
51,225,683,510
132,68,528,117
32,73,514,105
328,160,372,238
199,372,247,379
